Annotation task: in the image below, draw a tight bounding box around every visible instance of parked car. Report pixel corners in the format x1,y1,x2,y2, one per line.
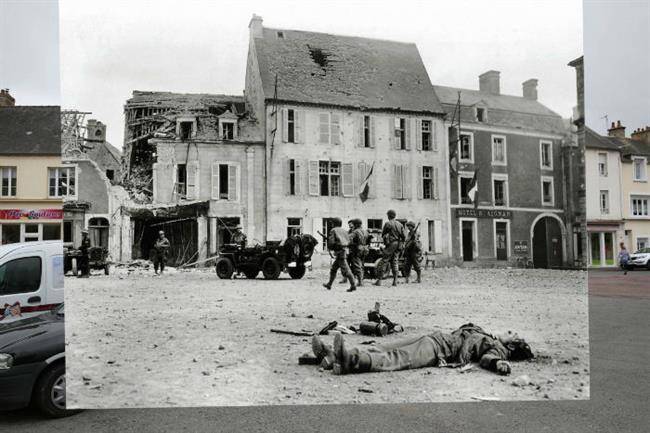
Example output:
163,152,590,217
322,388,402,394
0,304,78,417
64,245,110,276
626,247,650,270
215,234,318,280
0,241,64,321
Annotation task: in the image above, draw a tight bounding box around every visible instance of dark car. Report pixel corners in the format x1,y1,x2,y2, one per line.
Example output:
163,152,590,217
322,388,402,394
0,304,78,417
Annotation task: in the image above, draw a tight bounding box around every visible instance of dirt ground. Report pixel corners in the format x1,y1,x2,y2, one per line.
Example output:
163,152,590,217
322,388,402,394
64,265,589,408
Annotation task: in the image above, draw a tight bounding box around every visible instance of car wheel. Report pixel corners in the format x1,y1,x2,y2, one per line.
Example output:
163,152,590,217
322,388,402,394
32,362,78,418
244,269,259,279
215,258,234,279
288,265,306,279
261,257,282,279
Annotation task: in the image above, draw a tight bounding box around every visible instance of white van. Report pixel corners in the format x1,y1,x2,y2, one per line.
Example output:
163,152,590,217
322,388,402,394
0,241,64,321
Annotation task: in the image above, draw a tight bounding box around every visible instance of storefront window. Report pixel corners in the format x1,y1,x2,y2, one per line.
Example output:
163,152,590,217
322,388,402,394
590,233,600,266
1,224,20,244
43,223,62,240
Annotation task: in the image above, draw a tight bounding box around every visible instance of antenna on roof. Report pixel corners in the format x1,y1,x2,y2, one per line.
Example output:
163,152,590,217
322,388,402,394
600,114,609,132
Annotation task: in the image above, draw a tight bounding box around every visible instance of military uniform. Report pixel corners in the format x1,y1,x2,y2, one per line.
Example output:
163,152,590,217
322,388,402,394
348,221,368,286
78,234,91,278
232,230,247,246
324,224,356,292
374,217,404,286
153,235,171,274
403,222,422,283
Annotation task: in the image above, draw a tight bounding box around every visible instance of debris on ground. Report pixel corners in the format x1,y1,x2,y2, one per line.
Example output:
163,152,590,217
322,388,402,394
271,328,314,337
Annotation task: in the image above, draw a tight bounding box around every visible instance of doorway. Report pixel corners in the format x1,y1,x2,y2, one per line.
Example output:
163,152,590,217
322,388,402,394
532,217,563,268
461,220,475,261
495,221,508,260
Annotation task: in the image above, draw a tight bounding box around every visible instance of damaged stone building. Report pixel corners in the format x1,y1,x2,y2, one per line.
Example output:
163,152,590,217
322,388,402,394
120,91,265,265
243,16,452,264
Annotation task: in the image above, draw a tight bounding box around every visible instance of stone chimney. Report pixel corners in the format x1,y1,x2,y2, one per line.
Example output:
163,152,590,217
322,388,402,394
0,89,15,107
522,79,538,100
249,14,263,39
631,126,650,144
608,120,626,138
479,70,500,95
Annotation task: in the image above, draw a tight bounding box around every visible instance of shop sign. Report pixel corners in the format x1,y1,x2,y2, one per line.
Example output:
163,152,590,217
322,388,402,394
513,240,529,255
0,209,64,220
455,208,513,219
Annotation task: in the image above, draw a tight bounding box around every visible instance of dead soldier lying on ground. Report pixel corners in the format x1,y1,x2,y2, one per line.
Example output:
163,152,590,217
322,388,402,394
310,323,534,375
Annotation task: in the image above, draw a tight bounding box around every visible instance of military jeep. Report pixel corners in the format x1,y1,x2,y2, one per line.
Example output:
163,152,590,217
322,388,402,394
215,234,318,280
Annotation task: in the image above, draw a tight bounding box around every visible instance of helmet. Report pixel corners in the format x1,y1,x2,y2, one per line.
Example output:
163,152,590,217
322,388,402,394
387,209,396,219
406,221,416,228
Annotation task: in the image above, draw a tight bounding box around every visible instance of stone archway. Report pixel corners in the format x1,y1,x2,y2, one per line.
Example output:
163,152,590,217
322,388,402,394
530,213,566,269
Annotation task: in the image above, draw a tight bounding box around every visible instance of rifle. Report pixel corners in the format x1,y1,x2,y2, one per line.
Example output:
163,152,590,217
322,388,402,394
404,222,421,251
316,231,334,258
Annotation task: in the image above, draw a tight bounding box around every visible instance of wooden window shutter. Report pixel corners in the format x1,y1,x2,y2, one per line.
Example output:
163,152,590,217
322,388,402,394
357,161,366,190
283,158,291,195
434,220,443,253
172,164,179,200
152,163,159,201
308,160,319,196
432,120,439,151
417,165,423,199
331,113,341,145
405,118,412,150
402,164,411,199
281,108,288,143
415,119,422,151
296,159,304,195
295,110,305,144
318,113,329,144
389,117,396,149
356,115,363,148
369,162,376,198
228,165,238,201
392,164,401,199
370,116,376,148
433,167,439,199
187,161,200,200
211,162,220,200
342,163,354,197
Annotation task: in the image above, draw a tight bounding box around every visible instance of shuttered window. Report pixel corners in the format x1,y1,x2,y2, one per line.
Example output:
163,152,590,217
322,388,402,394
211,162,239,201
392,164,410,199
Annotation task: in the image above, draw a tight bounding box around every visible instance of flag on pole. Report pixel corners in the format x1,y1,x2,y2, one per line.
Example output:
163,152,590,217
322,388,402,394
468,169,479,208
359,162,375,202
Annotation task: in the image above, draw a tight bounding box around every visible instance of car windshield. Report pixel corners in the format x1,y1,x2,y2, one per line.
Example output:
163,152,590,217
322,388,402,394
634,248,650,254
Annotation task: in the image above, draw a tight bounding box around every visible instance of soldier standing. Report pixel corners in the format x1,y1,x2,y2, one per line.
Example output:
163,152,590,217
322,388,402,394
403,221,422,283
374,210,404,287
153,230,171,275
231,225,247,247
348,218,368,287
78,229,91,278
323,217,357,292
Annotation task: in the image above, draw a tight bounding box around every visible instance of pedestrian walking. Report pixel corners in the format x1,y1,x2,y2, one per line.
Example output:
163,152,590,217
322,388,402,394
78,229,91,278
323,218,357,292
403,220,422,283
619,243,630,275
153,230,171,275
374,210,404,287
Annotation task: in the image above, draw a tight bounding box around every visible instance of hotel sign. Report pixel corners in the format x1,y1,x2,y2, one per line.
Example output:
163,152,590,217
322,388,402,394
455,208,513,219
0,209,64,220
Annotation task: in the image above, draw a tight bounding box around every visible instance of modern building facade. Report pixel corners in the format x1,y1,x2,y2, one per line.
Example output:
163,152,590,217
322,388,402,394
435,72,572,268
244,16,452,264
0,103,63,244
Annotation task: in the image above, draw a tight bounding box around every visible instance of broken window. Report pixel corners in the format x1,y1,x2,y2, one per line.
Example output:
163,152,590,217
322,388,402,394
395,118,406,150
319,161,340,197
422,166,433,199
176,164,187,198
48,166,76,198
287,218,302,237
287,109,295,143
222,122,234,140
476,107,486,122
421,120,432,151
179,121,193,140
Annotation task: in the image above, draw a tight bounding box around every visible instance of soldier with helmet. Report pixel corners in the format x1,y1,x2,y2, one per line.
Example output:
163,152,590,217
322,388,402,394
323,217,357,292
374,209,405,287
403,220,423,283
347,218,369,287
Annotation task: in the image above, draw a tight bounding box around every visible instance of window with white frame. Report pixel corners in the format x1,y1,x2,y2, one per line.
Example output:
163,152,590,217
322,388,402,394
459,173,475,205
318,113,341,145
598,153,608,176
176,164,187,197
421,120,432,151
459,132,473,162
394,117,406,150
633,157,647,181
48,167,76,198
476,107,486,122
319,161,341,196
492,174,508,207
637,237,649,251
287,217,303,237
540,140,553,169
178,121,194,140
363,115,371,148
211,162,239,201
491,135,507,165
422,166,434,199
220,121,235,140
541,176,554,206
631,196,649,216
600,190,609,214
286,109,295,143
1,166,17,197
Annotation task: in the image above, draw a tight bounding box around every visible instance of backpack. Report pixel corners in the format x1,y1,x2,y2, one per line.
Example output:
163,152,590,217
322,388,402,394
328,227,350,251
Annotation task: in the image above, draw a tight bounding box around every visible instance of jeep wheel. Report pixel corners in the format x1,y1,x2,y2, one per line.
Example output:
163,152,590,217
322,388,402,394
215,258,234,279
262,257,282,279
32,362,79,418
244,269,259,279
288,265,306,279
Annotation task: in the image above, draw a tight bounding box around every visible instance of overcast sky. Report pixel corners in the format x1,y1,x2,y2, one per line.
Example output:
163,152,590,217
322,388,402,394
54,0,583,148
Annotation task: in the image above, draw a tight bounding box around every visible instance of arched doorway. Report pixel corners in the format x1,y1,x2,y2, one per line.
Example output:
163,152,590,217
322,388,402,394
532,216,564,268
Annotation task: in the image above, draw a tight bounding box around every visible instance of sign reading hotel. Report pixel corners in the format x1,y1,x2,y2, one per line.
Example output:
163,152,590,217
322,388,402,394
455,208,513,219
0,209,64,220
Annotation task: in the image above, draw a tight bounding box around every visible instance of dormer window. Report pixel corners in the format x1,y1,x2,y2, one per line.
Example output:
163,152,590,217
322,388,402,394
176,117,197,140
218,110,239,140
277,31,285,39
221,122,234,140
476,107,486,123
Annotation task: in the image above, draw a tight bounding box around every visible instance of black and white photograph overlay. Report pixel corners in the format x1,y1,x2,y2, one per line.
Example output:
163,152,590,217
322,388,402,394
60,0,588,408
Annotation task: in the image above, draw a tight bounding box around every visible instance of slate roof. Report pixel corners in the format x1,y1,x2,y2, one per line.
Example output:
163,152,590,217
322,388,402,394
252,27,444,114
0,106,61,155
433,85,566,134
585,126,650,159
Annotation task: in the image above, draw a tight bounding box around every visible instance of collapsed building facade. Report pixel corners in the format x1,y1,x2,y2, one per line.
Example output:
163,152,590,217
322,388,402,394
119,92,265,266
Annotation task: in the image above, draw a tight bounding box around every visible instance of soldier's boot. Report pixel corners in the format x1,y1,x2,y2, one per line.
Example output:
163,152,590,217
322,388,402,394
357,275,363,287
392,274,398,287
415,270,422,283
346,274,357,292
405,272,410,284
332,333,371,375
311,336,335,370
373,278,381,286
